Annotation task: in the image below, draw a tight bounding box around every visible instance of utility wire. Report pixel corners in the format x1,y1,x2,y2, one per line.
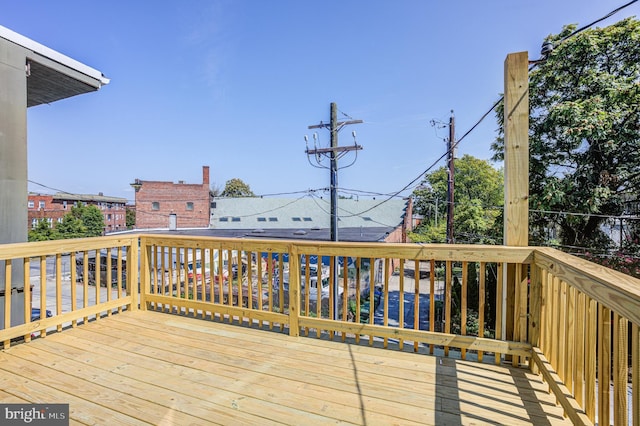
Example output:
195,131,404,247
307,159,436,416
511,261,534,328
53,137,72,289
308,192,400,228
341,0,639,220
28,179,87,196
530,209,640,221
560,0,638,42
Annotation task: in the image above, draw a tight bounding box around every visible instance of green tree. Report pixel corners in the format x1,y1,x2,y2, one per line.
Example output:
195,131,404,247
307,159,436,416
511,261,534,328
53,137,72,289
28,219,58,241
56,213,86,239
79,205,105,236
410,154,503,244
126,207,136,229
220,178,255,197
57,205,104,239
411,156,503,336
493,18,640,250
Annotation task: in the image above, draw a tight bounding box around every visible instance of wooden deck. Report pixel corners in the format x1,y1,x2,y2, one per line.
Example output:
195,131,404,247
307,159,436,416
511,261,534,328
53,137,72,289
0,310,572,425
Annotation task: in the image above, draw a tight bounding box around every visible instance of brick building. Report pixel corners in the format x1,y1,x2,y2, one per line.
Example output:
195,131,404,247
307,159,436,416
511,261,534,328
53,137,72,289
131,166,212,229
28,192,127,233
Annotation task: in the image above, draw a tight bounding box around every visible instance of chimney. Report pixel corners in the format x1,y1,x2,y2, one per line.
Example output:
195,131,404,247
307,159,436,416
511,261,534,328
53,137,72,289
203,165,210,186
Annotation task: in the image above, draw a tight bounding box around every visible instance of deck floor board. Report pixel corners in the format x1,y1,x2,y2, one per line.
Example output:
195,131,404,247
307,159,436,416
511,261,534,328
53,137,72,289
0,310,572,425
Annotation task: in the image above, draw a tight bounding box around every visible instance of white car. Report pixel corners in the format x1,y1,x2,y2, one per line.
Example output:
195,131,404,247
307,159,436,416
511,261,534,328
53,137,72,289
303,274,344,302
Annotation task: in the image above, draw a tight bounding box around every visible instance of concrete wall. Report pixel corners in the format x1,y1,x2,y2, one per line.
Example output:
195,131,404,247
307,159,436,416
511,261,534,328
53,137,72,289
0,39,28,290
0,39,28,245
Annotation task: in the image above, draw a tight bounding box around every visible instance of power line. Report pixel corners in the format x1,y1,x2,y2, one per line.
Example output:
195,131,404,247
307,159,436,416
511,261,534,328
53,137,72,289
341,1,639,221
28,179,89,196
530,209,640,221
560,0,638,42
307,192,400,228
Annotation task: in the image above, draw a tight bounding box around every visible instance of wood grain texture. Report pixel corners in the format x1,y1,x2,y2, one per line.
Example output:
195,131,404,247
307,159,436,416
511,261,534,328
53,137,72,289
0,310,572,425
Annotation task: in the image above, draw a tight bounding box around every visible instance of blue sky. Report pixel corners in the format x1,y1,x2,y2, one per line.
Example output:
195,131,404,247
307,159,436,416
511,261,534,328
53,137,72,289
2,1,638,203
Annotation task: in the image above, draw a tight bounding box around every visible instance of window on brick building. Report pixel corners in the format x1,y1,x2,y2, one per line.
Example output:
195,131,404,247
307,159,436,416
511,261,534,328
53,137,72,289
63,201,67,209
152,202,160,210
38,201,45,209
31,218,37,228
186,202,194,211
28,200,34,208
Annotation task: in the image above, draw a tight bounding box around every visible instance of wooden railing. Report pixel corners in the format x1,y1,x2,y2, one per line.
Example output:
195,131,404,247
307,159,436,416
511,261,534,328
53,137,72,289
532,247,640,426
1,234,638,425
0,235,138,347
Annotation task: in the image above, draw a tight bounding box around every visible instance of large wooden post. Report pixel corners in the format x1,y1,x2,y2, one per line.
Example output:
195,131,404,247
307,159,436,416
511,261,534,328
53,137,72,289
503,52,529,364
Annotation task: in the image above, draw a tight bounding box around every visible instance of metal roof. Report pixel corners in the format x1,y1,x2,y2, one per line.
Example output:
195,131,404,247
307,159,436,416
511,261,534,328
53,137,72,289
52,192,127,204
0,25,109,107
210,197,408,230
129,226,396,243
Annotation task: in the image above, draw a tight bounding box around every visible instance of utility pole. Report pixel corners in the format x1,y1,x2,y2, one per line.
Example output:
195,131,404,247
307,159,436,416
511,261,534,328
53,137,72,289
307,102,363,243
306,102,362,320
330,104,338,242
447,111,455,244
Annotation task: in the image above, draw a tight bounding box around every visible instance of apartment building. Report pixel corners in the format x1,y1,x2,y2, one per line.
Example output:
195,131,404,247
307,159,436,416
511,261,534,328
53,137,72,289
28,192,128,233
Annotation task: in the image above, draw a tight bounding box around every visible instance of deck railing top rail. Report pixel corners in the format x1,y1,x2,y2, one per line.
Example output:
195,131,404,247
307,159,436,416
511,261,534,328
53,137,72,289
0,235,138,261
534,246,640,326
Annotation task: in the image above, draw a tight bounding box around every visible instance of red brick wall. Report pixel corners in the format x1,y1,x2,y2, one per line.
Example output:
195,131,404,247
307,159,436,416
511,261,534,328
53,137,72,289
134,166,211,229
27,194,127,233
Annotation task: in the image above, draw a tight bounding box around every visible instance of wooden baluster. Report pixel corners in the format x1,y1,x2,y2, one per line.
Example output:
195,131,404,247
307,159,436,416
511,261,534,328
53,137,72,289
574,291,586,408
478,261,486,362
3,261,12,348
414,259,420,353
565,286,577,395
585,297,597,421
117,247,123,313
398,258,405,350
613,313,628,426
356,257,362,344
495,262,503,365
23,258,31,343
598,305,611,426
461,261,468,360
632,322,639,426
429,259,435,355
383,258,390,349
444,260,452,357
341,256,348,342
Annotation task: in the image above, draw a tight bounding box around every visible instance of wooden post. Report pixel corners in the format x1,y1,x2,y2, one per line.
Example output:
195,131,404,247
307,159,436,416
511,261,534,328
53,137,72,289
503,51,529,361
130,237,140,311
288,246,300,337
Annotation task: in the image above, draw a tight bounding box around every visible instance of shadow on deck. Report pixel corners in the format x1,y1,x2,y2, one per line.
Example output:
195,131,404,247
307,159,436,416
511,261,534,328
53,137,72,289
0,310,570,425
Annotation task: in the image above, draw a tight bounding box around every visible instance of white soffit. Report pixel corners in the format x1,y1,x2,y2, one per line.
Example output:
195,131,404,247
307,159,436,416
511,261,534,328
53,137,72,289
0,24,110,86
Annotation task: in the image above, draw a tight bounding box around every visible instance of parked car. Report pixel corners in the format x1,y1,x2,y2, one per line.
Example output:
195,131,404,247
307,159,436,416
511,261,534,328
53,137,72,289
304,276,344,302
31,307,52,321
75,250,127,287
